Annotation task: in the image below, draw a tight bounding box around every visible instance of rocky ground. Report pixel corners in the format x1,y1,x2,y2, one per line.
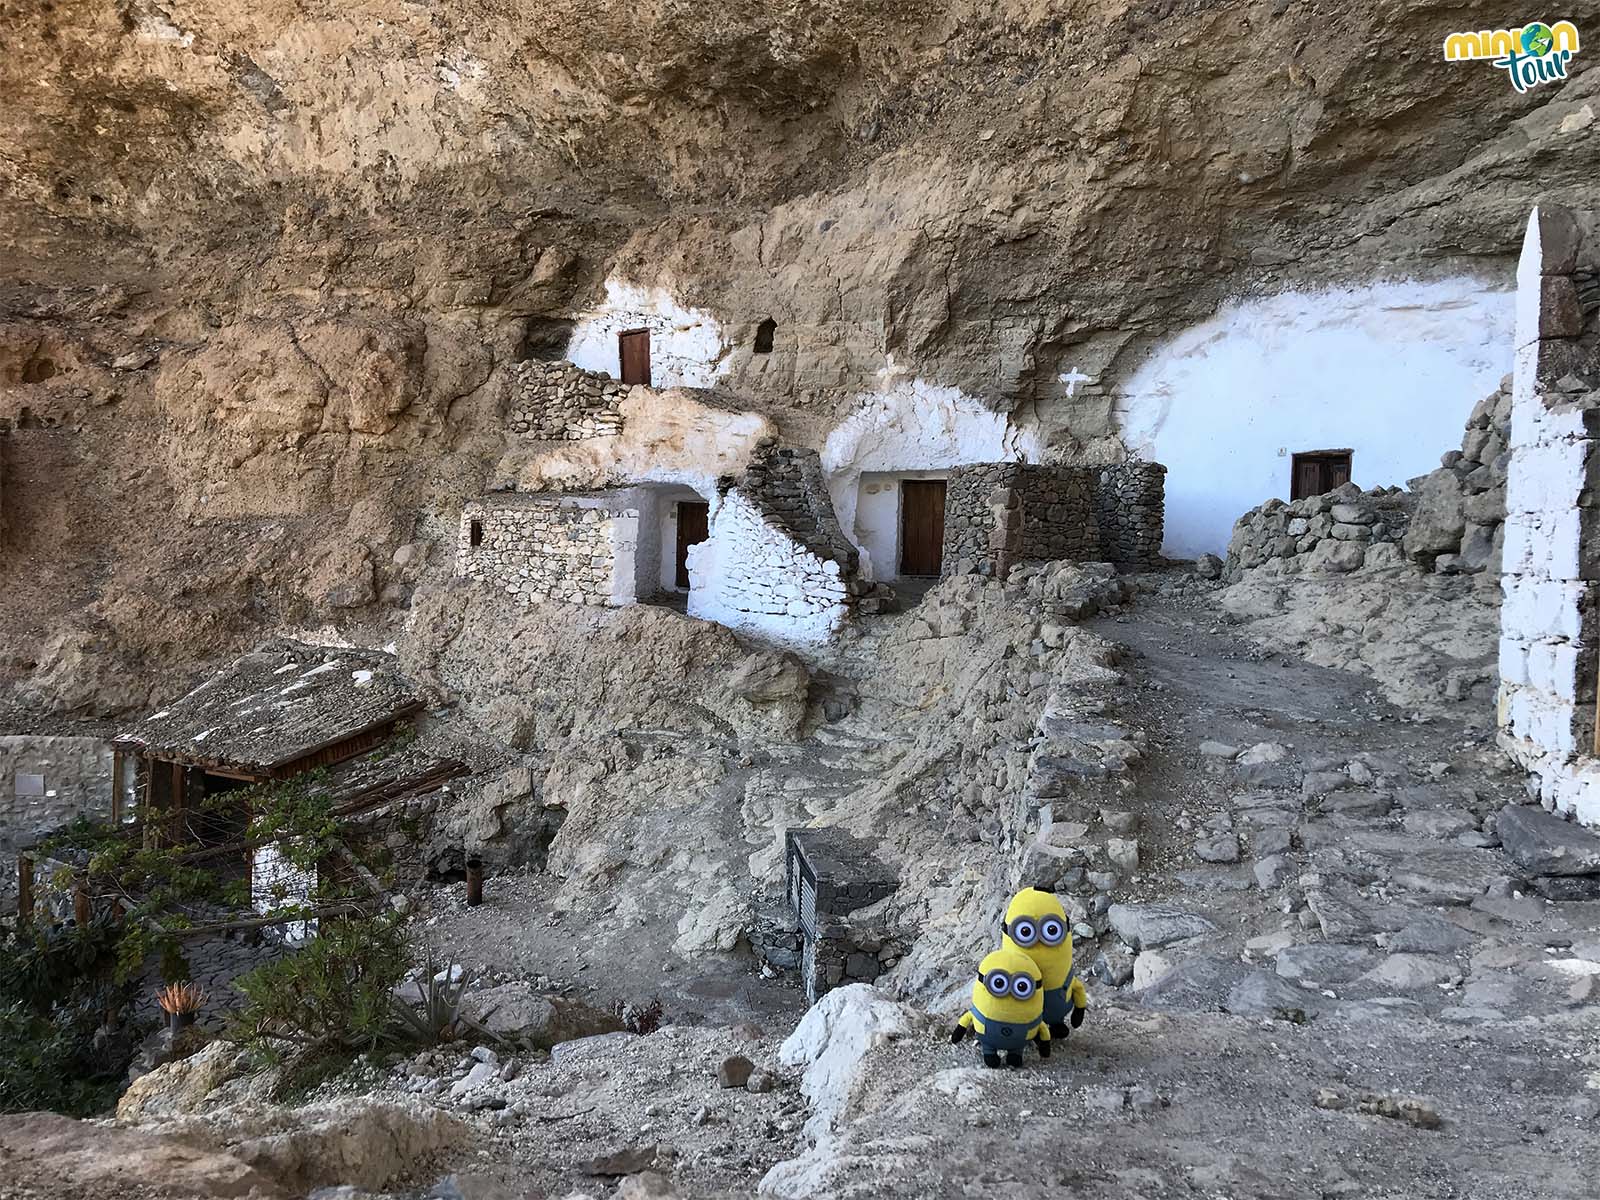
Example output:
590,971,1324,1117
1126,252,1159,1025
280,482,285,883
8,570,1598,1199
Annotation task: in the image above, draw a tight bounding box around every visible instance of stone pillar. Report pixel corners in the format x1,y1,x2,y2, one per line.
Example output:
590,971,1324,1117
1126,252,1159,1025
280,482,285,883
1498,204,1600,823
987,484,1023,582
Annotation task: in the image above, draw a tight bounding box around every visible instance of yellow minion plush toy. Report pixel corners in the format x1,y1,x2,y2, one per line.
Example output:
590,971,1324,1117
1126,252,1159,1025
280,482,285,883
950,946,1049,1068
1001,886,1088,1040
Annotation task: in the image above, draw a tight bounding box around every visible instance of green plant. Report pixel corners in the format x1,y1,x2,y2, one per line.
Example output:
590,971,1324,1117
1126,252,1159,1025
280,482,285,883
229,915,408,1056
386,962,492,1046
0,921,143,1116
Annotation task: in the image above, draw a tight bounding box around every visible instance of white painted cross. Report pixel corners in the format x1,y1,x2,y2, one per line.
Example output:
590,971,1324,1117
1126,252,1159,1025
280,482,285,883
875,352,913,391
1058,368,1093,397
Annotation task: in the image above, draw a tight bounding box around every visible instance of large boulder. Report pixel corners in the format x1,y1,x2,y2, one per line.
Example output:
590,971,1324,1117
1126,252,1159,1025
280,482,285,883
0,1111,284,1199
1402,470,1466,564
466,981,625,1048
147,1099,466,1193
1497,805,1600,877
777,983,928,1138
1108,903,1218,949
721,650,812,739
118,1041,251,1123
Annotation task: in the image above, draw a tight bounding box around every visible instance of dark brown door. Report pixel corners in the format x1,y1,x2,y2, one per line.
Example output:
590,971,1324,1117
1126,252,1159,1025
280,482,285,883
675,501,708,588
1290,451,1352,500
900,480,947,576
618,329,651,386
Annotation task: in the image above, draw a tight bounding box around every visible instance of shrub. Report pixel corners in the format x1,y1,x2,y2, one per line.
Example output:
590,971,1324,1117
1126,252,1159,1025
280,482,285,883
229,915,408,1057
0,919,143,1116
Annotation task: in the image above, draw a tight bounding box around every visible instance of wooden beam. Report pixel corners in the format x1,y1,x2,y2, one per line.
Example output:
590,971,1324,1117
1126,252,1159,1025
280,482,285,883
167,901,369,940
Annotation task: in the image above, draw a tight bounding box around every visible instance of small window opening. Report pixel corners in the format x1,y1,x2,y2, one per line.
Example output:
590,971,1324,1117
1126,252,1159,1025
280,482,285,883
469,519,484,547
753,318,776,354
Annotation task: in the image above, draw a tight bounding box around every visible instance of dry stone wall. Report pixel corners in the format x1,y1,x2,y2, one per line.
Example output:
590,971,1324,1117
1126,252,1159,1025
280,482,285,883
0,735,113,902
1094,462,1167,571
457,494,637,607
942,462,1166,575
1497,205,1600,825
1224,376,1513,583
507,359,627,442
1224,485,1413,579
689,445,863,645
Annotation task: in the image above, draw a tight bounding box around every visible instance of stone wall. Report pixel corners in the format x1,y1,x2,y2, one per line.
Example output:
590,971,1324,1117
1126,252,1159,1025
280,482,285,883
1224,376,1513,582
943,464,1099,575
457,493,639,607
1224,484,1413,579
941,462,1166,575
1094,462,1167,571
0,735,114,903
738,444,860,573
507,359,628,442
1497,205,1600,825
688,445,864,645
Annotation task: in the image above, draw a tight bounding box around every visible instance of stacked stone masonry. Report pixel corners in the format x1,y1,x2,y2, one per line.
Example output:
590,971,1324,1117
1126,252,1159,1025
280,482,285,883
457,494,635,607
0,736,114,903
507,359,628,442
942,461,1167,576
733,444,861,574
1225,377,1513,583
687,444,868,645
1497,205,1600,825
1094,462,1167,571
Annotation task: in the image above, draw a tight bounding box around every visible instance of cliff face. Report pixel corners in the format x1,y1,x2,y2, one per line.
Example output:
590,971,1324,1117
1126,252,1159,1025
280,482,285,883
1,1,1597,710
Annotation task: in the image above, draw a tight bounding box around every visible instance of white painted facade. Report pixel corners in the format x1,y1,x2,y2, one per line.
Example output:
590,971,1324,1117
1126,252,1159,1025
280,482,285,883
688,492,852,646
852,471,950,582
565,279,731,390
822,376,1036,579
252,841,317,943
1117,279,1516,558
1496,206,1600,826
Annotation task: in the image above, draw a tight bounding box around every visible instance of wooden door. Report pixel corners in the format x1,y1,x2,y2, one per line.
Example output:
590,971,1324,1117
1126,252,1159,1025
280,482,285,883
618,329,651,386
675,501,709,589
1290,451,1352,500
900,480,947,576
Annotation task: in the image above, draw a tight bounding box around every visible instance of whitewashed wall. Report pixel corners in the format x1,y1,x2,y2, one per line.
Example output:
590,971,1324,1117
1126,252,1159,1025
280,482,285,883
566,279,730,390
252,841,317,944
688,492,852,645
1496,205,1600,825
1117,279,1515,558
822,373,1035,577
853,471,951,582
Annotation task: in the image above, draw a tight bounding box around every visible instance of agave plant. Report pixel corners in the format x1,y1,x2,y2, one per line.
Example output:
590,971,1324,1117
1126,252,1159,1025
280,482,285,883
155,980,206,1015
387,962,496,1046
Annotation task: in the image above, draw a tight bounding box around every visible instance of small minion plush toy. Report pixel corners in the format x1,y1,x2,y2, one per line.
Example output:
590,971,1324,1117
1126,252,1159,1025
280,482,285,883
950,946,1049,1068
1001,887,1088,1040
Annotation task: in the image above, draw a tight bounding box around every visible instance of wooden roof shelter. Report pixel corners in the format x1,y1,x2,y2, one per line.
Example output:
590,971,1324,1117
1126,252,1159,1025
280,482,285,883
113,642,425,783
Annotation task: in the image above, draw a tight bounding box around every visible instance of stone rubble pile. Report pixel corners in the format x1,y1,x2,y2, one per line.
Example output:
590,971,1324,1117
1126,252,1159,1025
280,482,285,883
1224,376,1511,582
508,359,628,441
